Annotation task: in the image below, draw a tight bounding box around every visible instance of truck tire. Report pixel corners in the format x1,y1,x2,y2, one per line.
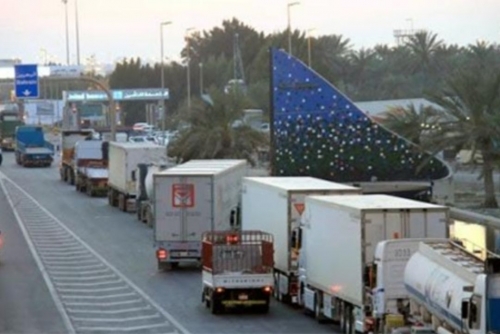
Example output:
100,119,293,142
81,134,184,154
257,299,270,314
210,292,221,315
118,194,126,211
146,207,153,228
108,190,114,206
87,185,94,197
61,167,67,181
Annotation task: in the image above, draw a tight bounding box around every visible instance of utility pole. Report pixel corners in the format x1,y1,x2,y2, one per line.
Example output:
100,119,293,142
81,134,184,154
62,0,70,65
160,21,172,147
287,2,300,55
75,0,81,65
185,27,195,112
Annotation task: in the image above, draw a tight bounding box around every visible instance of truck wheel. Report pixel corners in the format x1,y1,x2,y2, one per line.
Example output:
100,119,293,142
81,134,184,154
159,261,175,271
108,190,114,206
118,194,127,211
257,300,270,314
146,207,153,228
210,292,221,315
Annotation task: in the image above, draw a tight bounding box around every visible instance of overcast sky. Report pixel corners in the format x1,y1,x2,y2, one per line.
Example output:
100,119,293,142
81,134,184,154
1,0,499,65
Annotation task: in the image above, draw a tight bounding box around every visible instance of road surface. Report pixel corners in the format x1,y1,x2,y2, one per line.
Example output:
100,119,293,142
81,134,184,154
0,152,335,334
0,173,67,333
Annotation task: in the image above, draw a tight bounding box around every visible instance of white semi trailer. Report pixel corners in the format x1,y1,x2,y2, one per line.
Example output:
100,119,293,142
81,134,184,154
298,194,450,334
153,160,247,270
403,240,500,334
241,177,362,305
107,142,167,213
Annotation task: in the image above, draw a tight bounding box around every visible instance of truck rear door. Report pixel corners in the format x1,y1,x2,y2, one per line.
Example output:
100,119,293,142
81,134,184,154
154,174,212,242
364,211,404,264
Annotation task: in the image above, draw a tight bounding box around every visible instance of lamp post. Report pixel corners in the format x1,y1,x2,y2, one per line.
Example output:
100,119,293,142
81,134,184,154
62,0,70,65
185,27,195,112
75,0,81,65
160,20,172,146
287,1,300,55
199,62,203,95
307,28,316,67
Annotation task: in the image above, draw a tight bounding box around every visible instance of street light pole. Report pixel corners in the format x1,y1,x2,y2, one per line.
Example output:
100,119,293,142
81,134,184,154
62,0,70,65
287,1,300,55
185,27,195,112
307,28,315,67
75,0,81,65
160,21,172,147
199,62,203,95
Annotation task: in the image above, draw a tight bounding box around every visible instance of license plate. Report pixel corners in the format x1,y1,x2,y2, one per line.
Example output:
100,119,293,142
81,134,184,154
179,252,188,256
238,294,248,300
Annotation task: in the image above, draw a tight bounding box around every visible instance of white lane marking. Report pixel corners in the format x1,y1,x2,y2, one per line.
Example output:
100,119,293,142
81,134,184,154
61,292,136,300
76,323,177,333
0,172,191,334
71,314,161,322
63,299,143,307
52,274,117,281
54,278,123,287
0,172,76,334
66,306,151,314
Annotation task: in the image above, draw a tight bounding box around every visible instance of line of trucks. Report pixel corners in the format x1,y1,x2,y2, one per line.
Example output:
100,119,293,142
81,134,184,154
53,132,500,333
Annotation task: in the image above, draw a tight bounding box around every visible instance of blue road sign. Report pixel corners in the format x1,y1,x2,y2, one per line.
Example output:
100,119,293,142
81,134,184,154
14,64,39,99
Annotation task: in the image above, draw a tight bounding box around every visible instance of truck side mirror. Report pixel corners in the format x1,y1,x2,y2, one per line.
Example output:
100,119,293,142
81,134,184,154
461,300,468,318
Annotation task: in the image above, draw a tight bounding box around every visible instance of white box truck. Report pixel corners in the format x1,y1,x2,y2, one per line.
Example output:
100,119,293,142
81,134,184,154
153,160,247,270
299,194,450,334
107,142,167,213
241,176,362,305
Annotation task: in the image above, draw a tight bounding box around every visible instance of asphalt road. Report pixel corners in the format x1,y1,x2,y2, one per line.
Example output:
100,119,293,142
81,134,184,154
0,152,335,334
0,171,67,333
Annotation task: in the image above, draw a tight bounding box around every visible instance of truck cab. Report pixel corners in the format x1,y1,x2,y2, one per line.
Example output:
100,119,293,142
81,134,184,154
461,258,500,334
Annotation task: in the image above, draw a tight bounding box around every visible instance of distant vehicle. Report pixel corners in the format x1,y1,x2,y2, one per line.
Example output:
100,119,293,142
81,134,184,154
132,123,154,133
15,126,54,167
128,136,148,143
201,231,274,314
260,123,270,132
0,147,3,166
0,109,24,151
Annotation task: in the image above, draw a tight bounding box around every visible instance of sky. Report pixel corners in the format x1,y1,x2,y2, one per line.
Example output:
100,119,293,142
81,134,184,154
0,0,499,65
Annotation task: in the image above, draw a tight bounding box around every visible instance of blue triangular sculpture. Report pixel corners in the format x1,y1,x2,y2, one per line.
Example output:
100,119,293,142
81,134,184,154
270,48,450,182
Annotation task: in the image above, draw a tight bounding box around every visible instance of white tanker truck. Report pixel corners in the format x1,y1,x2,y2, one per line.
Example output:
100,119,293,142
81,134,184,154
402,240,500,334
136,163,171,226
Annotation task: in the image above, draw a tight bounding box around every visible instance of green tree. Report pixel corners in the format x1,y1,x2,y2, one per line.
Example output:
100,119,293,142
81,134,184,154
169,87,267,165
382,104,440,145
425,70,500,208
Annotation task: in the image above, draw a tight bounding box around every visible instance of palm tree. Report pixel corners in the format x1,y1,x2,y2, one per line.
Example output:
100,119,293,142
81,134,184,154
381,104,440,145
425,70,500,208
168,87,268,165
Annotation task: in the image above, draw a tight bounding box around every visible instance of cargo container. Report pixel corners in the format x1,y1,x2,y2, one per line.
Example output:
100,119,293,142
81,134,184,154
59,129,95,185
74,140,108,197
153,160,247,270
299,194,450,333
107,142,167,212
241,176,362,305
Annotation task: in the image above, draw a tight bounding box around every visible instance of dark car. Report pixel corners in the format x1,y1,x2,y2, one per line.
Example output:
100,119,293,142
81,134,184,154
0,147,3,166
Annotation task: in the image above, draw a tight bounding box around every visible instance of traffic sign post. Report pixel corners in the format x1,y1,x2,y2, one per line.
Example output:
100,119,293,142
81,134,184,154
14,64,39,99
